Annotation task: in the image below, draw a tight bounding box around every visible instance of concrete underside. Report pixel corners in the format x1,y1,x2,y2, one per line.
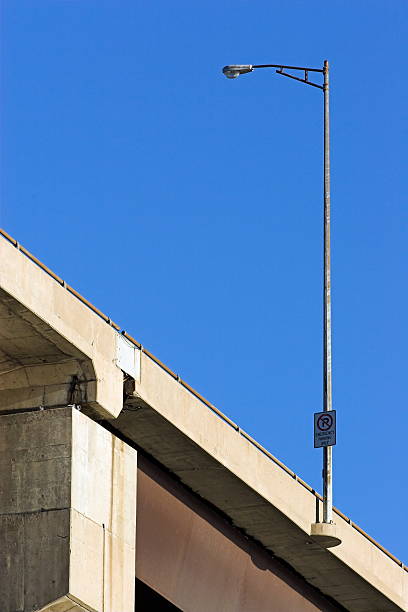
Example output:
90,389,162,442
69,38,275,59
107,397,406,612
0,288,96,412
0,237,123,419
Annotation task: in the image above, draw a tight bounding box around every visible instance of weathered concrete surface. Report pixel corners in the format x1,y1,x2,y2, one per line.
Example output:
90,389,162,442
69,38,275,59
0,237,123,418
0,407,137,612
111,351,408,612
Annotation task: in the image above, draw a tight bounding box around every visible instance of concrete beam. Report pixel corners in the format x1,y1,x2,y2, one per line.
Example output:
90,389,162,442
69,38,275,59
0,407,137,612
0,238,125,418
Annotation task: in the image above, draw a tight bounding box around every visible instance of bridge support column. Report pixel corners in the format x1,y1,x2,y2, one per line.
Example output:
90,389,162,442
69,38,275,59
0,406,137,612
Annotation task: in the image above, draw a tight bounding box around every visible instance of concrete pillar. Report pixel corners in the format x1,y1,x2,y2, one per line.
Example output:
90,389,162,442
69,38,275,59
0,407,137,612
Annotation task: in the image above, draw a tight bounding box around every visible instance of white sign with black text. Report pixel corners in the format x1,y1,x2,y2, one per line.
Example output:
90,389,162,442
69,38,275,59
314,410,336,448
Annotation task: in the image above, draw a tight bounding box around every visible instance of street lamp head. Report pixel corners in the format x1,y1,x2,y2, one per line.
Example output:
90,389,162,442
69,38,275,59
222,65,253,79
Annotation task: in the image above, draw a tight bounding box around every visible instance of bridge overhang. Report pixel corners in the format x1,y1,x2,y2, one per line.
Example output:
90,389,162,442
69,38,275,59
0,235,126,419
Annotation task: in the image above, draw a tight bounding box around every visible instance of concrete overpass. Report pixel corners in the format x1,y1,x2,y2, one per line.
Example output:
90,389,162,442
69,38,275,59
0,228,406,612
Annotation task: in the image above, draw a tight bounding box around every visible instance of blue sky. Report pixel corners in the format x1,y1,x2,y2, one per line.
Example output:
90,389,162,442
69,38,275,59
1,1,407,561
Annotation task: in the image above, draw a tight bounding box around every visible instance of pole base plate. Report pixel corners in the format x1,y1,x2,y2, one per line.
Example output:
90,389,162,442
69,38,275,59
310,522,341,548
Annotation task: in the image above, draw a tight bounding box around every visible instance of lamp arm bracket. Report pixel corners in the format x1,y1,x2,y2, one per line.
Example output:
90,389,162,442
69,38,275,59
276,68,324,90
253,64,323,73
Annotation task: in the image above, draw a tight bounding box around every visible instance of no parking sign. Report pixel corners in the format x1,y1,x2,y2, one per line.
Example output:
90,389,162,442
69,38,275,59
314,410,336,448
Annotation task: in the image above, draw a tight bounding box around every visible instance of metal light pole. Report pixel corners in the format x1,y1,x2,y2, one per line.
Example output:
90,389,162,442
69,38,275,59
222,61,338,538
322,60,332,524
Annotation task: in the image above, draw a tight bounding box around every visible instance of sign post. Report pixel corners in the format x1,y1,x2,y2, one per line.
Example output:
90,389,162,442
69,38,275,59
314,410,336,448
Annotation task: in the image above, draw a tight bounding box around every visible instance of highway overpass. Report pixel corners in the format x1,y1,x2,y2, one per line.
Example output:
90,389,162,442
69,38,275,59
0,229,406,612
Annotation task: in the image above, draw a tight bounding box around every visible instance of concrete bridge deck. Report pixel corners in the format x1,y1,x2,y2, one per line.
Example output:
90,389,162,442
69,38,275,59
0,228,406,612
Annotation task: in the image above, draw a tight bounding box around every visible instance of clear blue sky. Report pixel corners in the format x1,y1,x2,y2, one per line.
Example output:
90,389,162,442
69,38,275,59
1,1,407,561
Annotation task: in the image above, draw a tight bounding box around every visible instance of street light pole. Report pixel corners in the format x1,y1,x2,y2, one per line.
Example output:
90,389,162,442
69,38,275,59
322,60,333,524
222,61,339,543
